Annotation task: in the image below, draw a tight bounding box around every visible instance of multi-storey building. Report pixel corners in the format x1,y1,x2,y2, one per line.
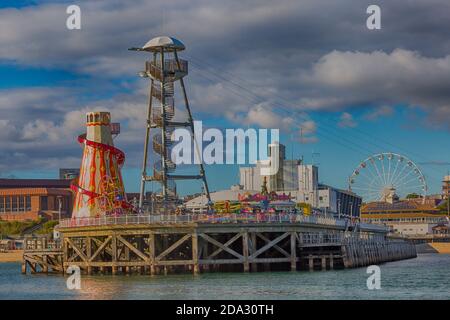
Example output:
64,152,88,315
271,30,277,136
239,143,361,217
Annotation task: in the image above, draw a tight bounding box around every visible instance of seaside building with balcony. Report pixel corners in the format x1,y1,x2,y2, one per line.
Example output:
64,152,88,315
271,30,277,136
360,198,448,236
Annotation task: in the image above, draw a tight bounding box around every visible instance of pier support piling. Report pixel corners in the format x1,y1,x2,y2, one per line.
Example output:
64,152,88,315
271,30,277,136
192,233,199,275
290,232,297,271
308,255,314,271
242,232,250,273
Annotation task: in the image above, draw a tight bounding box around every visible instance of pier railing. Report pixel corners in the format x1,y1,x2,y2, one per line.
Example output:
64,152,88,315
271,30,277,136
57,213,389,232
24,237,61,251
58,213,343,228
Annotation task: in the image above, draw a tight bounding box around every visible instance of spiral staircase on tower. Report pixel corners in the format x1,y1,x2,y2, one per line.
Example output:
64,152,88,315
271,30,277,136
130,37,211,209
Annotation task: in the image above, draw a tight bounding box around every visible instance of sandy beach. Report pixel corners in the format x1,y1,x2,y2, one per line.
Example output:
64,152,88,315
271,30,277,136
429,243,450,254
0,250,23,263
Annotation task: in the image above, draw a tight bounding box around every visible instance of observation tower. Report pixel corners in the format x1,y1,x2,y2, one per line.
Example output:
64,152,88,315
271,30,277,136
130,36,211,209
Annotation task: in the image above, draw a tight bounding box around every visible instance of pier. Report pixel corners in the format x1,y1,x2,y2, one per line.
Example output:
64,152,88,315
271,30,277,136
22,214,417,275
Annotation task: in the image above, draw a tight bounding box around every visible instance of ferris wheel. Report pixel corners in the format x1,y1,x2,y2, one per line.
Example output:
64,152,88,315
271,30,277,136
348,153,428,203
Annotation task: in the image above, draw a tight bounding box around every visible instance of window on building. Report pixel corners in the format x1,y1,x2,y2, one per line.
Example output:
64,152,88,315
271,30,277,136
12,196,18,211
0,196,4,212
26,196,31,211
5,197,11,212
41,196,48,210
19,196,25,211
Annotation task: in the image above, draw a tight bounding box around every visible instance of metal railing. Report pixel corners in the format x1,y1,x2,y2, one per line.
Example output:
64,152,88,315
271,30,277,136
358,222,390,232
24,237,61,251
298,232,343,245
58,213,350,229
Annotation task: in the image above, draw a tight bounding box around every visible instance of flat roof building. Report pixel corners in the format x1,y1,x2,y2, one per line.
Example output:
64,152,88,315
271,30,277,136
0,179,73,222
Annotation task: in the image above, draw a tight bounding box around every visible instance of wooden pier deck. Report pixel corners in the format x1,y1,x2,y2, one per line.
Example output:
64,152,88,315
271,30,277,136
22,214,417,275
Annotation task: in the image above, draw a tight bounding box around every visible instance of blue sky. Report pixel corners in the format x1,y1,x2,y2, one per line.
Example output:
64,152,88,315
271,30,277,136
1,0,449,200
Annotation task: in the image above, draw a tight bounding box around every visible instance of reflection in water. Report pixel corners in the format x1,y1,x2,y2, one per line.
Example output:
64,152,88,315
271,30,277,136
1,254,450,300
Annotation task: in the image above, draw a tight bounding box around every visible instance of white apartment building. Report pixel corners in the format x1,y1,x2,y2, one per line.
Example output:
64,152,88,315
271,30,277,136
239,143,361,216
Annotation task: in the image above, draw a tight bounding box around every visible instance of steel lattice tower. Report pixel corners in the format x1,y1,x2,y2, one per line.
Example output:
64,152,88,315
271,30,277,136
130,36,211,210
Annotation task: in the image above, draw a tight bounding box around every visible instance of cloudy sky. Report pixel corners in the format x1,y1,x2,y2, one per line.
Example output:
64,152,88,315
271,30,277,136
1,0,449,197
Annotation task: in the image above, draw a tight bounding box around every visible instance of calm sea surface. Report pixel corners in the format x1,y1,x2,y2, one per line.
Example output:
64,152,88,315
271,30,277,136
0,253,449,300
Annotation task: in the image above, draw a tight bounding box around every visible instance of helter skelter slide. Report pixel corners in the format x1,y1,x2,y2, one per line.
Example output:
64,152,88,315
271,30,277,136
71,111,133,218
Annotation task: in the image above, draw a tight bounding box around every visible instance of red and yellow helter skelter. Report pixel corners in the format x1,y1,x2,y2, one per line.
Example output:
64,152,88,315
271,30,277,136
71,111,132,218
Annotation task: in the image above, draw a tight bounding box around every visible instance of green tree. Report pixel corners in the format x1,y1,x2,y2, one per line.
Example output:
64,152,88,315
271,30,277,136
438,199,450,213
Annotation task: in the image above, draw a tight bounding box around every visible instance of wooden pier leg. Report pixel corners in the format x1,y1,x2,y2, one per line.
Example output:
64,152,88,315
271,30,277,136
30,262,37,274
321,256,326,271
242,232,250,272
111,266,118,275
150,264,156,276
203,241,210,272
329,253,334,270
86,237,92,275
42,255,48,274
192,233,199,275
149,233,155,276
111,234,117,275
290,232,297,271
341,246,349,268
21,260,27,274
308,255,314,272
250,233,258,272
62,238,68,275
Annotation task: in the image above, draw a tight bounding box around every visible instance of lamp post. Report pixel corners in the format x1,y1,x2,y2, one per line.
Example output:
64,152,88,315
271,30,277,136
337,199,341,220
447,170,449,218
56,196,63,222
151,193,155,215
349,202,353,222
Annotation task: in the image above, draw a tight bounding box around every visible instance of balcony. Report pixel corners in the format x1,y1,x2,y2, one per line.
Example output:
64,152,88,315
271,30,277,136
146,59,188,81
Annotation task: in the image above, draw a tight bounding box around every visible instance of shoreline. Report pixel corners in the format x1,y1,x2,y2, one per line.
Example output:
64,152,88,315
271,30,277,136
429,242,450,254
0,250,23,263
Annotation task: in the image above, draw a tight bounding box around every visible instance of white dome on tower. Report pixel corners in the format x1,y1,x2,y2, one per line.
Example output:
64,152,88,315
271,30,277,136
142,36,185,52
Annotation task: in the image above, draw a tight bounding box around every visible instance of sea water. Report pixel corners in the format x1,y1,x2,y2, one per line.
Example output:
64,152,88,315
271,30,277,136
0,253,449,300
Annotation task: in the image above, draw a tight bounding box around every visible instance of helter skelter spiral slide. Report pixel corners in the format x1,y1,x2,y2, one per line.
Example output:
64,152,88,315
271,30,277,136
71,111,133,218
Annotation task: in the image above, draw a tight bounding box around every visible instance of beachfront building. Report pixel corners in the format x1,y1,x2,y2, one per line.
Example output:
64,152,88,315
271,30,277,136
239,144,300,192
0,179,73,221
433,223,450,235
360,198,448,236
317,185,362,218
239,143,361,217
